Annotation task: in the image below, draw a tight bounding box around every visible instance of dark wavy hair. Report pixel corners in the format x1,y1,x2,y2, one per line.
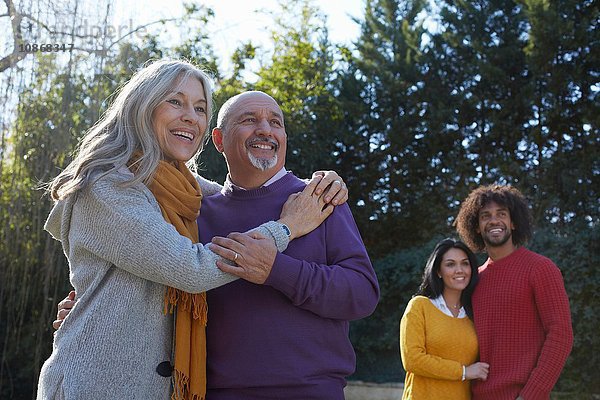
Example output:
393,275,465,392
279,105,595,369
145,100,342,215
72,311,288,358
416,238,479,319
454,184,533,253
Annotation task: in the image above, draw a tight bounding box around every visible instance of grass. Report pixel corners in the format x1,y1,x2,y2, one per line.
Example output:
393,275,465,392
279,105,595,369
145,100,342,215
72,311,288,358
551,393,600,400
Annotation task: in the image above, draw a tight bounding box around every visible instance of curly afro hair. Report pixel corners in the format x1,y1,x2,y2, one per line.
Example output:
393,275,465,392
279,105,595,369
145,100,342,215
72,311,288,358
454,184,533,252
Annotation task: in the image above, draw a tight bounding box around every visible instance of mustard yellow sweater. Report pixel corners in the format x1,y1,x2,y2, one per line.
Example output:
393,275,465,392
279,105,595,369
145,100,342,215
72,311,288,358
399,296,479,400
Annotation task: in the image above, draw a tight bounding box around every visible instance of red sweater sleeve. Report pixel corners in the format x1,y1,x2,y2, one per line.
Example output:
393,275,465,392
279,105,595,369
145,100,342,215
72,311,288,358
521,258,573,399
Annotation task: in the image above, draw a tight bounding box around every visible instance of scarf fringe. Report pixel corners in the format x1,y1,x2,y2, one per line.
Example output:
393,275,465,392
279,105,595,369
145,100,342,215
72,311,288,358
165,287,208,325
171,369,205,400
191,293,208,323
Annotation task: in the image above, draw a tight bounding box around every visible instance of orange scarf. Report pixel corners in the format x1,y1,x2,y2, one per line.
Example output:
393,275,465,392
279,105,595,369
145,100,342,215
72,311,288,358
146,160,207,400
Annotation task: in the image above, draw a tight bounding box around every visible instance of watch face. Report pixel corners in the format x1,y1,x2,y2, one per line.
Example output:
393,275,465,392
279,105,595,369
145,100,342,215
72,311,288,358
282,224,291,237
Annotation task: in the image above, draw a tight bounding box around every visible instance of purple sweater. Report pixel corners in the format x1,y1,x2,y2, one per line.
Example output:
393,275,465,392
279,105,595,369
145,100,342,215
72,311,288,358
198,172,379,400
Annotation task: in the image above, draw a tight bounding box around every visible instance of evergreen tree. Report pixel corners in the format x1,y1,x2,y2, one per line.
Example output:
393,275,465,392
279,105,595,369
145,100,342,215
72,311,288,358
521,0,599,226
426,1,533,197
348,0,459,254
427,0,599,227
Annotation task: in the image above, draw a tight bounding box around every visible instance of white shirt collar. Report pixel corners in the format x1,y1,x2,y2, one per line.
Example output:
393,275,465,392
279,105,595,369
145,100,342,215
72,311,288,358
430,295,467,318
225,167,288,190
262,167,288,187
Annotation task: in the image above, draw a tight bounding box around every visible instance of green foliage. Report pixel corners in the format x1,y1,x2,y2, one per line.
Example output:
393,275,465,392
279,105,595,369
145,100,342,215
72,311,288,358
0,54,81,398
350,237,440,382
345,0,473,255
428,0,599,225
170,5,219,78
519,0,599,225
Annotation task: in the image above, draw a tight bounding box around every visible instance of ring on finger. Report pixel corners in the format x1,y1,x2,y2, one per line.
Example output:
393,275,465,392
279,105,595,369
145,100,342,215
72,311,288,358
334,180,342,185
234,252,239,262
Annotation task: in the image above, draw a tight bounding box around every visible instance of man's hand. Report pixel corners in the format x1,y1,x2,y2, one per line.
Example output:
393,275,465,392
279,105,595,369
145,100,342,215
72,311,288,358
210,231,277,284
311,171,348,205
52,290,76,330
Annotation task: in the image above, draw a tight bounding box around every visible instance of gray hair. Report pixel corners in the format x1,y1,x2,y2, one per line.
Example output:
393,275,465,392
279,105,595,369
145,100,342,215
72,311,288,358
49,59,214,200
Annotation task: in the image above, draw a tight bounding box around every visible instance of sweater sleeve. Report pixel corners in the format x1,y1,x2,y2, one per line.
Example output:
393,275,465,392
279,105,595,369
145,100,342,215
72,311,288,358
68,174,237,293
263,203,379,320
192,176,289,252
195,174,223,196
520,260,573,399
399,298,464,380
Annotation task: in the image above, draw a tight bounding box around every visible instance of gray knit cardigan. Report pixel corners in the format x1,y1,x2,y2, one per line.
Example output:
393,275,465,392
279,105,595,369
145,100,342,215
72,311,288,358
36,168,288,400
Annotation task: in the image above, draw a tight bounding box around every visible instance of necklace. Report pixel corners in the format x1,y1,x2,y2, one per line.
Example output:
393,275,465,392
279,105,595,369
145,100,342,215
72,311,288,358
441,293,462,314
443,297,461,310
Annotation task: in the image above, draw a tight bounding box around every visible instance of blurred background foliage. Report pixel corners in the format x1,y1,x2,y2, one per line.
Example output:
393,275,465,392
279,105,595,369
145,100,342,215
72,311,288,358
0,0,598,397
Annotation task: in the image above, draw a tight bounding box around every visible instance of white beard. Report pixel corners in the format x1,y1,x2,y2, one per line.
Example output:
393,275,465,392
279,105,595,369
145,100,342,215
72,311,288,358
248,152,278,171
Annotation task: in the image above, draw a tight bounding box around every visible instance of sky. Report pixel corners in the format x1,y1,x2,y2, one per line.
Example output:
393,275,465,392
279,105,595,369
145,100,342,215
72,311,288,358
111,0,365,76
0,0,365,130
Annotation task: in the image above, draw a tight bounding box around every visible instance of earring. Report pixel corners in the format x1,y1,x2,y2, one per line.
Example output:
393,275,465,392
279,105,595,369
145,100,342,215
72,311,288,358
437,275,442,279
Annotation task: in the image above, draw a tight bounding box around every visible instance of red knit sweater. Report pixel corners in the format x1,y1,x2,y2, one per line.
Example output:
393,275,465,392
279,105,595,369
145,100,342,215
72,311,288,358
472,247,573,400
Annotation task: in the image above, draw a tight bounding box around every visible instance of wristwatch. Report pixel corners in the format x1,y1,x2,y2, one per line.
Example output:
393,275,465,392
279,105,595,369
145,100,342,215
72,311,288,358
280,223,292,238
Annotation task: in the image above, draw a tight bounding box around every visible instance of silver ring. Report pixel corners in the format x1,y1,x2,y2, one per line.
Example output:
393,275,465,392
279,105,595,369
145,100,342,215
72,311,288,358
234,252,239,261
334,180,342,185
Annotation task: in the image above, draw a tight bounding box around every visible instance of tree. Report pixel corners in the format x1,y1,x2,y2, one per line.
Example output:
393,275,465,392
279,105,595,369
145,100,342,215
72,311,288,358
252,0,343,178
426,0,599,227
0,54,89,398
347,0,456,255
520,0,599,226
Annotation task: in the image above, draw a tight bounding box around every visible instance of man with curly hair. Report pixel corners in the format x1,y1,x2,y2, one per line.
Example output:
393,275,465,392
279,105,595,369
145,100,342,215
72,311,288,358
455,184,573,400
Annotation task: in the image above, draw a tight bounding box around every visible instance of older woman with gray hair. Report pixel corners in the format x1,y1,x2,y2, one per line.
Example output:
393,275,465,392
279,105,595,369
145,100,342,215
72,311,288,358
37,59,347,400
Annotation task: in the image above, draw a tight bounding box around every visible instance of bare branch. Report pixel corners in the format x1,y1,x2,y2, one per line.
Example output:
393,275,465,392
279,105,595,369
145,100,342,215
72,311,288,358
0,52,27,72
0,0,25,73
0,0,199,72
106,17,181,50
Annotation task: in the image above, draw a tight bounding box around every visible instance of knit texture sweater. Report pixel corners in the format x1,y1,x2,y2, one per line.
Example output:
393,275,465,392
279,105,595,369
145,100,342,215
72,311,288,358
197,172,380,400
37,168,285,400
471,247,573,400
400,296,478,400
